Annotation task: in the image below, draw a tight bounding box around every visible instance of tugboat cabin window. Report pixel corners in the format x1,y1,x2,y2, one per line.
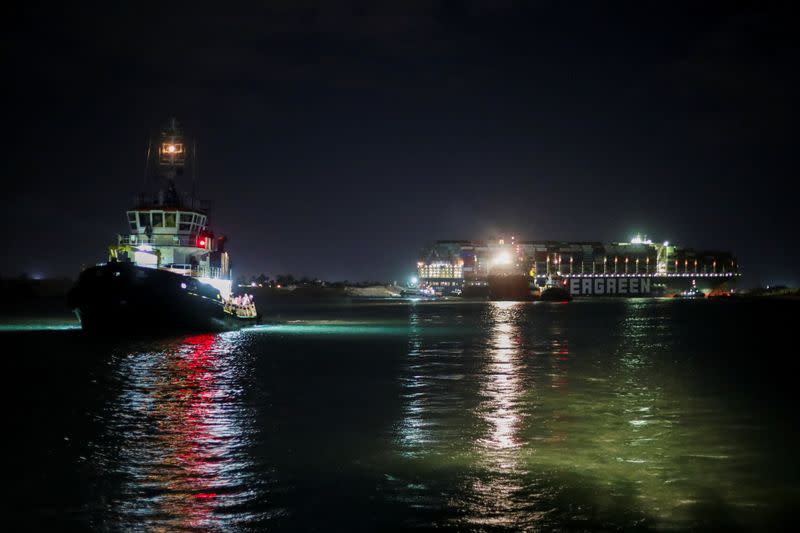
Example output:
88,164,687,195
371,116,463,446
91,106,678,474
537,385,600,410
178,212,193,231
164,212,176,228
152,212,164,227
138,212,151,228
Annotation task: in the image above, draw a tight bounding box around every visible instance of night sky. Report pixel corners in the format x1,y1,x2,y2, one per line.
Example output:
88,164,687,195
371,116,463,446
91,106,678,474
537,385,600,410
4,2,797,286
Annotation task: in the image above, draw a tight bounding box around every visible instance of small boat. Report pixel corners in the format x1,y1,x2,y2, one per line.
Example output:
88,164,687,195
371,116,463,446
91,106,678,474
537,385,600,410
674,287,705,299
540,286,572,301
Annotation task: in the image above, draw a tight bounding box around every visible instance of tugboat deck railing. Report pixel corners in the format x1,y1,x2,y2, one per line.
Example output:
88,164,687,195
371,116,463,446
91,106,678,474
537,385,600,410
118,234,198,247
162,264,224,279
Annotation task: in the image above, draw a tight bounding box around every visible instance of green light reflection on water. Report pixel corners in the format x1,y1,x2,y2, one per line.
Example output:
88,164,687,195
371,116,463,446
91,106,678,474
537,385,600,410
386,300,783,530
0,322,81,331
247,322,465,337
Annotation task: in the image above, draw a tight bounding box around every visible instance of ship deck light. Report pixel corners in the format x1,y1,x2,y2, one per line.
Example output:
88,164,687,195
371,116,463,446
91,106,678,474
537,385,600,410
491,251,513,266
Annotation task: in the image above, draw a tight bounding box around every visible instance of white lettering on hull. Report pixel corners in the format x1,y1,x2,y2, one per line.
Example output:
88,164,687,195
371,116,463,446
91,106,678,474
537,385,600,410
570,278,580,294
569,277,654,296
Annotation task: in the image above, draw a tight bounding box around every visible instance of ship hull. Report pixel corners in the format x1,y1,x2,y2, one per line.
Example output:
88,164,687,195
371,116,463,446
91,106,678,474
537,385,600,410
481,274,738,300
562,275,738,297
487,275,534,301
68,263,257,334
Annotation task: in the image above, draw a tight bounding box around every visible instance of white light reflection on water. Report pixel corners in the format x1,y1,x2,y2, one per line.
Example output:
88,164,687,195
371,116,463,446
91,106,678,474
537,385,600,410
7,300,797,529
387,299,784,529
461,301,531,528
94,331,267,530
395,305,429,455
478,302,524,452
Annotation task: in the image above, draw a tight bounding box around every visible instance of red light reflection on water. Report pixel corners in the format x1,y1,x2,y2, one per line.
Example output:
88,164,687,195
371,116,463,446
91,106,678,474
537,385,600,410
144,333,245,529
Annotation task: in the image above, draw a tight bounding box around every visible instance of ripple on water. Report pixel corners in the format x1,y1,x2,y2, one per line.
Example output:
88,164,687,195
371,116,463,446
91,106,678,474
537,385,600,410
92,332,275,530
40,299,796,530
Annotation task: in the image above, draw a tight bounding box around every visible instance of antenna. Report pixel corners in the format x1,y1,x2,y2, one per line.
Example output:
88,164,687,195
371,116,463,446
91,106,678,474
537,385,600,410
143,136,152,185
192,138,198,209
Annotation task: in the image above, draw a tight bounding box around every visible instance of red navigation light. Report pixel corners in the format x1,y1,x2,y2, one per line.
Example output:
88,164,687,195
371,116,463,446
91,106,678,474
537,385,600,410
198,237,207,248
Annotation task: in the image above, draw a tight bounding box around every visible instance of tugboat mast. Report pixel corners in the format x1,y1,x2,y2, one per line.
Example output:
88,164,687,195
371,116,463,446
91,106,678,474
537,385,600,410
156,117,186,207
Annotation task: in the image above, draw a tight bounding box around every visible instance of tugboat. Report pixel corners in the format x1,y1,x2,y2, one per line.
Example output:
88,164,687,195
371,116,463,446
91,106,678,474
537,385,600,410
539,277,572,302
674,280,706,299
68,119,259,333
675,287,705,299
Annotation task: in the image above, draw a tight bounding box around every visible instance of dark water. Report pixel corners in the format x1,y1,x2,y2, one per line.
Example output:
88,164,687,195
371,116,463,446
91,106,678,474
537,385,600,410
5,299,799,530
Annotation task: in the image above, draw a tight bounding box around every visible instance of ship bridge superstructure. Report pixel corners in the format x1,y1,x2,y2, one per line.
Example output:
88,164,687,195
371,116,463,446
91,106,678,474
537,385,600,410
109,118,232,298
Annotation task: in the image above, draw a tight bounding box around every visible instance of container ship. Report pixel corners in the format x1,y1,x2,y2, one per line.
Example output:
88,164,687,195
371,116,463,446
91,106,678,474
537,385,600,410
68,119,259,332
417,235,739,300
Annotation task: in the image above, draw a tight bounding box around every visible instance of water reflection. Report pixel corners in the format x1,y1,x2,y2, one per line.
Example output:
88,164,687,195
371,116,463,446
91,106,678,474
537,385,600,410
478,302,524,451
66,300,794,530
388,303,472,524
462,302,530,528
388,299,778,529
395,303,470,460
396,304,429,456
95,332,263,530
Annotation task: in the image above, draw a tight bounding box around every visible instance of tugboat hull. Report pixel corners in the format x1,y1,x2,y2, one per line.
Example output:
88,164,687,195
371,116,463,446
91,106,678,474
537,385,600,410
540,286,573,302
68,263,257,334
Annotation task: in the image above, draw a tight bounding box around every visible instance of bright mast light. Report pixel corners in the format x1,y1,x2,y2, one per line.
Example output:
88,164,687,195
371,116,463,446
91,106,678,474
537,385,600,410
492,250,513,266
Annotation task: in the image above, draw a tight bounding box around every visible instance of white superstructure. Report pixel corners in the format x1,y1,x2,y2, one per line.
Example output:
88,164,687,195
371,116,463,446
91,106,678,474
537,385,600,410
108,118,233,300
